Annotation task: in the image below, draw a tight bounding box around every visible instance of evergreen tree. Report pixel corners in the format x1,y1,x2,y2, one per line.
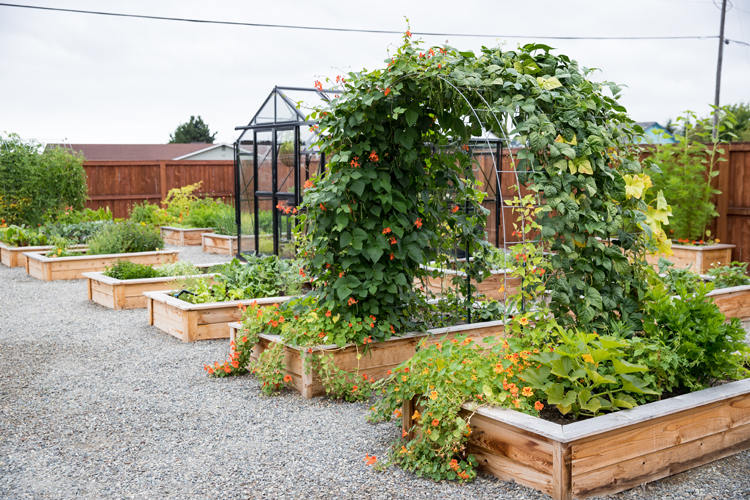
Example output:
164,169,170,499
169,115,217,143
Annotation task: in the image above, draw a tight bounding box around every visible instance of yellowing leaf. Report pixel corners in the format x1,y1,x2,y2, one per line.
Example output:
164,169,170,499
554,134,577,146
575,157,593,175
537,76,563,90
623,174,645,199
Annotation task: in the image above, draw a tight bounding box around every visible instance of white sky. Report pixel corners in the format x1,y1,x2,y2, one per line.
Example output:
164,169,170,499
1,0,749,145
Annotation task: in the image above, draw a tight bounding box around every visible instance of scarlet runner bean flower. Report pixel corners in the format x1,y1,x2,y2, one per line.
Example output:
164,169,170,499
414,218,422,228
452,205,459,213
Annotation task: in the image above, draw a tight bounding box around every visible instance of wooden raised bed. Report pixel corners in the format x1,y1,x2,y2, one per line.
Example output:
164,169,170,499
1,242,86,268
402,378,750,500
82,264,218,310
647,243,735,273
145,291,292,343
228,320,506,399
201,233,255,255
419,265,521,301
24,249,180,281
708,284,750,320
160,226,213,246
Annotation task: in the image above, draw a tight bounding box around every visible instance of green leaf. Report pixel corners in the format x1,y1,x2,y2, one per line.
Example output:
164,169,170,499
367,247,383,263
340,231,352,248
336,213,348,231
405,109,419,127
351,180,366,197
612,358,648,374
620,374,659,395
336,285,352,300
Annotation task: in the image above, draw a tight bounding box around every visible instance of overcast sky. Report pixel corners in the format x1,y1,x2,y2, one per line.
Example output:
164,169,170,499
1,0,749,145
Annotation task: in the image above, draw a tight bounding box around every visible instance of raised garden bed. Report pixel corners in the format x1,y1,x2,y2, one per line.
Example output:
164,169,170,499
145,291,292,343
402,378,750,500
1,242,86,268
160,226,214,246
647,243,735,273
228,320,506,399
201,233,255,255
24,249,180,281
83,264,217,310
707,284,750,321
419,265,521,301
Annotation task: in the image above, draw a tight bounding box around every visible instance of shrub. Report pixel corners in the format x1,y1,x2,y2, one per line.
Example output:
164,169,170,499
86,222,164,255
163,182,202,220
0,134,88,226
129,201,175,227
183,198,233,230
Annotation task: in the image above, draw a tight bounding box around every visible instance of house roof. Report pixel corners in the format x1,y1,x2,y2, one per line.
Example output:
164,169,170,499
47,143,216,161
636,121,660,130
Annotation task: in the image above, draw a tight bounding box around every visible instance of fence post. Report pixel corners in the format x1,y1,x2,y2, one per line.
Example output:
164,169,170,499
159,160,167,205
716,144,730,243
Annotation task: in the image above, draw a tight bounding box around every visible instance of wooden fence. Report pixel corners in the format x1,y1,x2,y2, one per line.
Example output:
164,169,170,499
83,160,234,219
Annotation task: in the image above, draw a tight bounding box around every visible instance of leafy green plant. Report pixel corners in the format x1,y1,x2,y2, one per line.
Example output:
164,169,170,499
103,260,161,280
251,342,292,395
657,257,703,295
650,108,734,241
520,330,659,418
45,236,78,258
706,261,750,289
129,201,175,227
44,220,111,244
642,278,750,391
0,225,48,246
45,206,112,225
163,182,202,221
183,197,233,230
179,256,304,304
0,134,88,226
306,352,374,402
154,261,202,277
86,222,164,255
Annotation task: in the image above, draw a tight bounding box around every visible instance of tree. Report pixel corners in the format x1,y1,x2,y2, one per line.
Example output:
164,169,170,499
724,102,750,141
169,115,217,143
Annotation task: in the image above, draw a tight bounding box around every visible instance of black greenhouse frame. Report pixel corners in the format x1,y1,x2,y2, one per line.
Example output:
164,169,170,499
233,86,335,258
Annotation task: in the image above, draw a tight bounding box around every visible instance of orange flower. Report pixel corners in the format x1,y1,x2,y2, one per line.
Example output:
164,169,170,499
534,401,544,411
364,454,377,466
390,253,395,260
271,321,278,327
382,227,391,235
319,203,326,211
387,369,392,375
452,205,459,213
412,410,420,420
510,386,519,396
207,367,214,374
449,459,459,471
522,387,533,397
414,218,422,228
299,268,306,276
384,88,391,97
304,179,314,189
325,310,332,317
432,419,439,426
394,409,402,418
318,332,326,338
389,237,397,245
369,151,379,162
231,360,239,368
223,366,231,373
370,322,375,328
406,30,412,37
513,399,521,408
283,374,292,383
402,429,408,438
518,317,529,326
429,390,438,400
314,80,323,91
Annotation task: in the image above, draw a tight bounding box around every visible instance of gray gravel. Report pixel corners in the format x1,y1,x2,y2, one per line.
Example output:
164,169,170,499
1,245,748,499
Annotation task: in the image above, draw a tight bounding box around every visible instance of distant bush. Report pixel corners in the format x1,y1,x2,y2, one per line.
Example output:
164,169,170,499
87,222,164,255
0,134,88,226
129,201,175,227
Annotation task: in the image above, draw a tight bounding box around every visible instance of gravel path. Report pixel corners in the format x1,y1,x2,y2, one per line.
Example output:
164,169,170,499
1,245,748,499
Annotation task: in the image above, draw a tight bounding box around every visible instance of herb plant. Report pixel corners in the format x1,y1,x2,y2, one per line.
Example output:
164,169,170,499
86,222,164,255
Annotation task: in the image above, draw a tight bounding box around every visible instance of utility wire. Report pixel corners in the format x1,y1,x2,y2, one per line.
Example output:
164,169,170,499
0,2,740,42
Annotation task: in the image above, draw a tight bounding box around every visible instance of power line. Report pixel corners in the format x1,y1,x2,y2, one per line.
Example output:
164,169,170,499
0,2,732,42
